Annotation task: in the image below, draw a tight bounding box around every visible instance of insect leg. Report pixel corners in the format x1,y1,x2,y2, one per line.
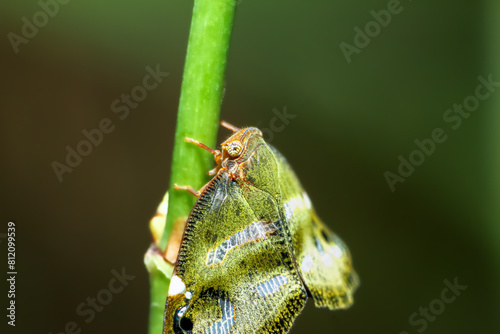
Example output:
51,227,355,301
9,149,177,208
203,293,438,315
184,137,222,167
174,184,201,197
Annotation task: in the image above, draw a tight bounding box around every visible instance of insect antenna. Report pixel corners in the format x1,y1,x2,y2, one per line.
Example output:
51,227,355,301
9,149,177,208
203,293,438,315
220,121,240,132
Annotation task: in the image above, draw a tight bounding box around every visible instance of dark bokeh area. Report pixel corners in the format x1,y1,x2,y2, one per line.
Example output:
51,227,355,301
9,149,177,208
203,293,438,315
1,1,499,333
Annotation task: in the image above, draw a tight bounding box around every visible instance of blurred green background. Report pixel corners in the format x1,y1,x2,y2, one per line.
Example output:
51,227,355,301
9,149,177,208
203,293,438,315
1,0,499,333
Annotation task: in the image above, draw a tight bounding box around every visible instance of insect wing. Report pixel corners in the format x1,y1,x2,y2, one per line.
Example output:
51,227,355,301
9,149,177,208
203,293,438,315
164,171,307,334
273,148,359,310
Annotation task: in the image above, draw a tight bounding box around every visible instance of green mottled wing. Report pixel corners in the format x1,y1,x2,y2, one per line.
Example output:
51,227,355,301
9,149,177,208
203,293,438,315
163,171,307,334
272,148,359,310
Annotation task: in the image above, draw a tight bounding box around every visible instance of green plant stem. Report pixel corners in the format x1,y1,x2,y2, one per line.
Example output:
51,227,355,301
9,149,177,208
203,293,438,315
148,272,169,334
148,0,237,333
160,0,237,250
146,252,173,334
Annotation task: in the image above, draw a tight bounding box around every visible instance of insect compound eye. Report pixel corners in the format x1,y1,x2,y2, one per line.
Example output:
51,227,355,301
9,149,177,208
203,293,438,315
173,306,193,333
225,141,243,158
